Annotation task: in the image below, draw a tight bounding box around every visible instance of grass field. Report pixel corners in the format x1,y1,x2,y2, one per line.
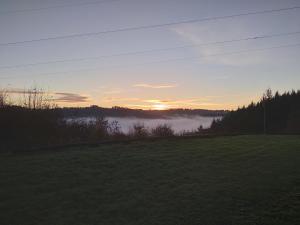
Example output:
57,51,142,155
0,135,300,225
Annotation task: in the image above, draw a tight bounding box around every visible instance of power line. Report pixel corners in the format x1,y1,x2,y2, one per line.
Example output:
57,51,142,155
1,30,300,70
0,6,299,46
0,0,122,15
1,42,299,79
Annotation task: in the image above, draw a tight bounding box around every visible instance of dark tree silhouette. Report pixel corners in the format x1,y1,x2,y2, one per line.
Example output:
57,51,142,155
211,89,300,134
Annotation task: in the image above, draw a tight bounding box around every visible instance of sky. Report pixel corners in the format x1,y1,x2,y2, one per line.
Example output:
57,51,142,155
0,0,300,110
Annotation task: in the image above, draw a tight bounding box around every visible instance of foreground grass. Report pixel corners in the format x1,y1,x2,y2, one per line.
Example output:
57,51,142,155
0,135,299,225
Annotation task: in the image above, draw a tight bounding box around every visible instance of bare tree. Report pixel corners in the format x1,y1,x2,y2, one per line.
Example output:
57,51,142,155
108,120,122,136
21,86,55,109
0,89,9,108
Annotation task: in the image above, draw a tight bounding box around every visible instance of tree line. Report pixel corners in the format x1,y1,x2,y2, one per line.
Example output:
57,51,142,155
210,89,300,134
0,87,176,151
1,87,299,151
58,106,226,118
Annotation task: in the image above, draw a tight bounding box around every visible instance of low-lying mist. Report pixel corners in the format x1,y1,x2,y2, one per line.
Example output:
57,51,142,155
67,116,221,134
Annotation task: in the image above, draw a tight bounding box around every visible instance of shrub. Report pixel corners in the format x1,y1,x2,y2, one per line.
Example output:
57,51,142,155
88,117,109,140
108,120,126,139
151,124,174,137
130,123,149,138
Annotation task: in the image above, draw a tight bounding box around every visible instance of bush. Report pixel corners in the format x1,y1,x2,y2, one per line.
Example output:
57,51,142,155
0,107,62,149
108,120,126,139
151,124,174,137
92,117,109,139
129,123,149,138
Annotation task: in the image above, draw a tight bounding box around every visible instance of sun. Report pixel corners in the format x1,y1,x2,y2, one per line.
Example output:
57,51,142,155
153,103,168,110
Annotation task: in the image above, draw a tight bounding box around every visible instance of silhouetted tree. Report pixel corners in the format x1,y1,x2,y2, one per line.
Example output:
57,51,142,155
210,89,300,134
0,89,8,108
21,86,55,110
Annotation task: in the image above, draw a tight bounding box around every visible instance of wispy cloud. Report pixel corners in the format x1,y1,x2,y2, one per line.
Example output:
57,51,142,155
102,96,140,103
123,104,154,109
54,92,90,103
171,22,267,66
133,83,178,89
143,99,170,104
2,87,91,104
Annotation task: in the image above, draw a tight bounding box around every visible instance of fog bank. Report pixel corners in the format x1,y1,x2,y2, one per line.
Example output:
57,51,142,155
68,116,221,134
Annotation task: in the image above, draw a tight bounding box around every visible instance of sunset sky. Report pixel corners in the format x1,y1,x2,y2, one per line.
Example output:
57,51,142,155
1,0,300,110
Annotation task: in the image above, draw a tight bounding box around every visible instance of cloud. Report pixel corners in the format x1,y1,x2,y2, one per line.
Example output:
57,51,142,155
143,99,169,104
54,92,90,103
170,22,267,66
123,104,154,109
133,83,178,89
102,96,140,103
2,87,90,104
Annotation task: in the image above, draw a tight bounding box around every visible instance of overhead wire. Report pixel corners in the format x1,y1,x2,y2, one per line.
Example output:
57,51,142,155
1,42,300,79
0,30,300,70
0,6,299,46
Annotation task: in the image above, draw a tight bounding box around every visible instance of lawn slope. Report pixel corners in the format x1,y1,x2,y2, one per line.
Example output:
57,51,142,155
0,135,299,225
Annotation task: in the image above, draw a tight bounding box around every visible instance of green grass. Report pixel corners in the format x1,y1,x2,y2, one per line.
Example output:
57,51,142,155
1,135,300,225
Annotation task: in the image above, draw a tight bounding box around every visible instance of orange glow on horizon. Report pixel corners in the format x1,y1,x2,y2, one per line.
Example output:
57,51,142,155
51,94,259,111
152,103,169,110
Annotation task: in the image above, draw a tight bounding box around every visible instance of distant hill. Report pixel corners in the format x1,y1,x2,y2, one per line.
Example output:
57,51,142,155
211,90,300,134
58,106,227,119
